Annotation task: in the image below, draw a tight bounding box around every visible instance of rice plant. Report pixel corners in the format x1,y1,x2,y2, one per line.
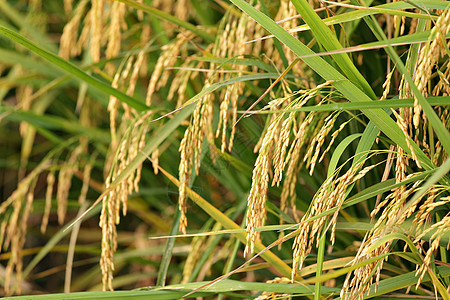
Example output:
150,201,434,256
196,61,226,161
0,0,449,299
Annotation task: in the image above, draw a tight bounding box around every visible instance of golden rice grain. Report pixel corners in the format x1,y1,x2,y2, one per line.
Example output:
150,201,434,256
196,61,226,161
413,9,450,127
145,32,193,106
56,146,83,225
89,0,104,63
255,277,292,299
292,160,371,280
59,0,89,59
1,161,48,294
245,118,281,255
105,2,126,74
41,171,55,234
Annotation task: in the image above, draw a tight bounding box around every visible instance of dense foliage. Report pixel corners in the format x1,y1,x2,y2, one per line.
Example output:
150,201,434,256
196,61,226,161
0,0,449,299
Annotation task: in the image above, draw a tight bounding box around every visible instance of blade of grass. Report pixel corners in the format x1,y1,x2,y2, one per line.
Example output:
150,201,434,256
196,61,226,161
290,0,377,100
150,72,299,122
155,165,294,279
0,49,62,77
328,133,362,178
315,229,327,300
217,238,241,300
148,220,374,240
155,210,180,287
364,266,450,299
184,55,278,73
2,289,214,299
115,0,215,43
0,26,149,112
65,202,89,293
1,279,341,299
0,105,110,143
245,96,450,114
258,0,289,68
156,279,339,294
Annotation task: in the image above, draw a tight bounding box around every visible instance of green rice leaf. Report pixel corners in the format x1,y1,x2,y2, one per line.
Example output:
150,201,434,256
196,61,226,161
0,26,149,112
115,0,215,43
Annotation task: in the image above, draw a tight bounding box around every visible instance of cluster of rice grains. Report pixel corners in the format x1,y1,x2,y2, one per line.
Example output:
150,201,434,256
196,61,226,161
61,0,154,290
177,0,312,237
0,0,98,294
61,0,206,290
0,132,95,295
0,163,47,295
174,0,338,285
245,80,338,256
339,8,450,299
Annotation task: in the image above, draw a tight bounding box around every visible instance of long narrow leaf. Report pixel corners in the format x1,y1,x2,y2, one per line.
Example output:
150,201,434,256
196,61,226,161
115,0,215,43
249,96,449,113
0,26,149,112
290,0,376,99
